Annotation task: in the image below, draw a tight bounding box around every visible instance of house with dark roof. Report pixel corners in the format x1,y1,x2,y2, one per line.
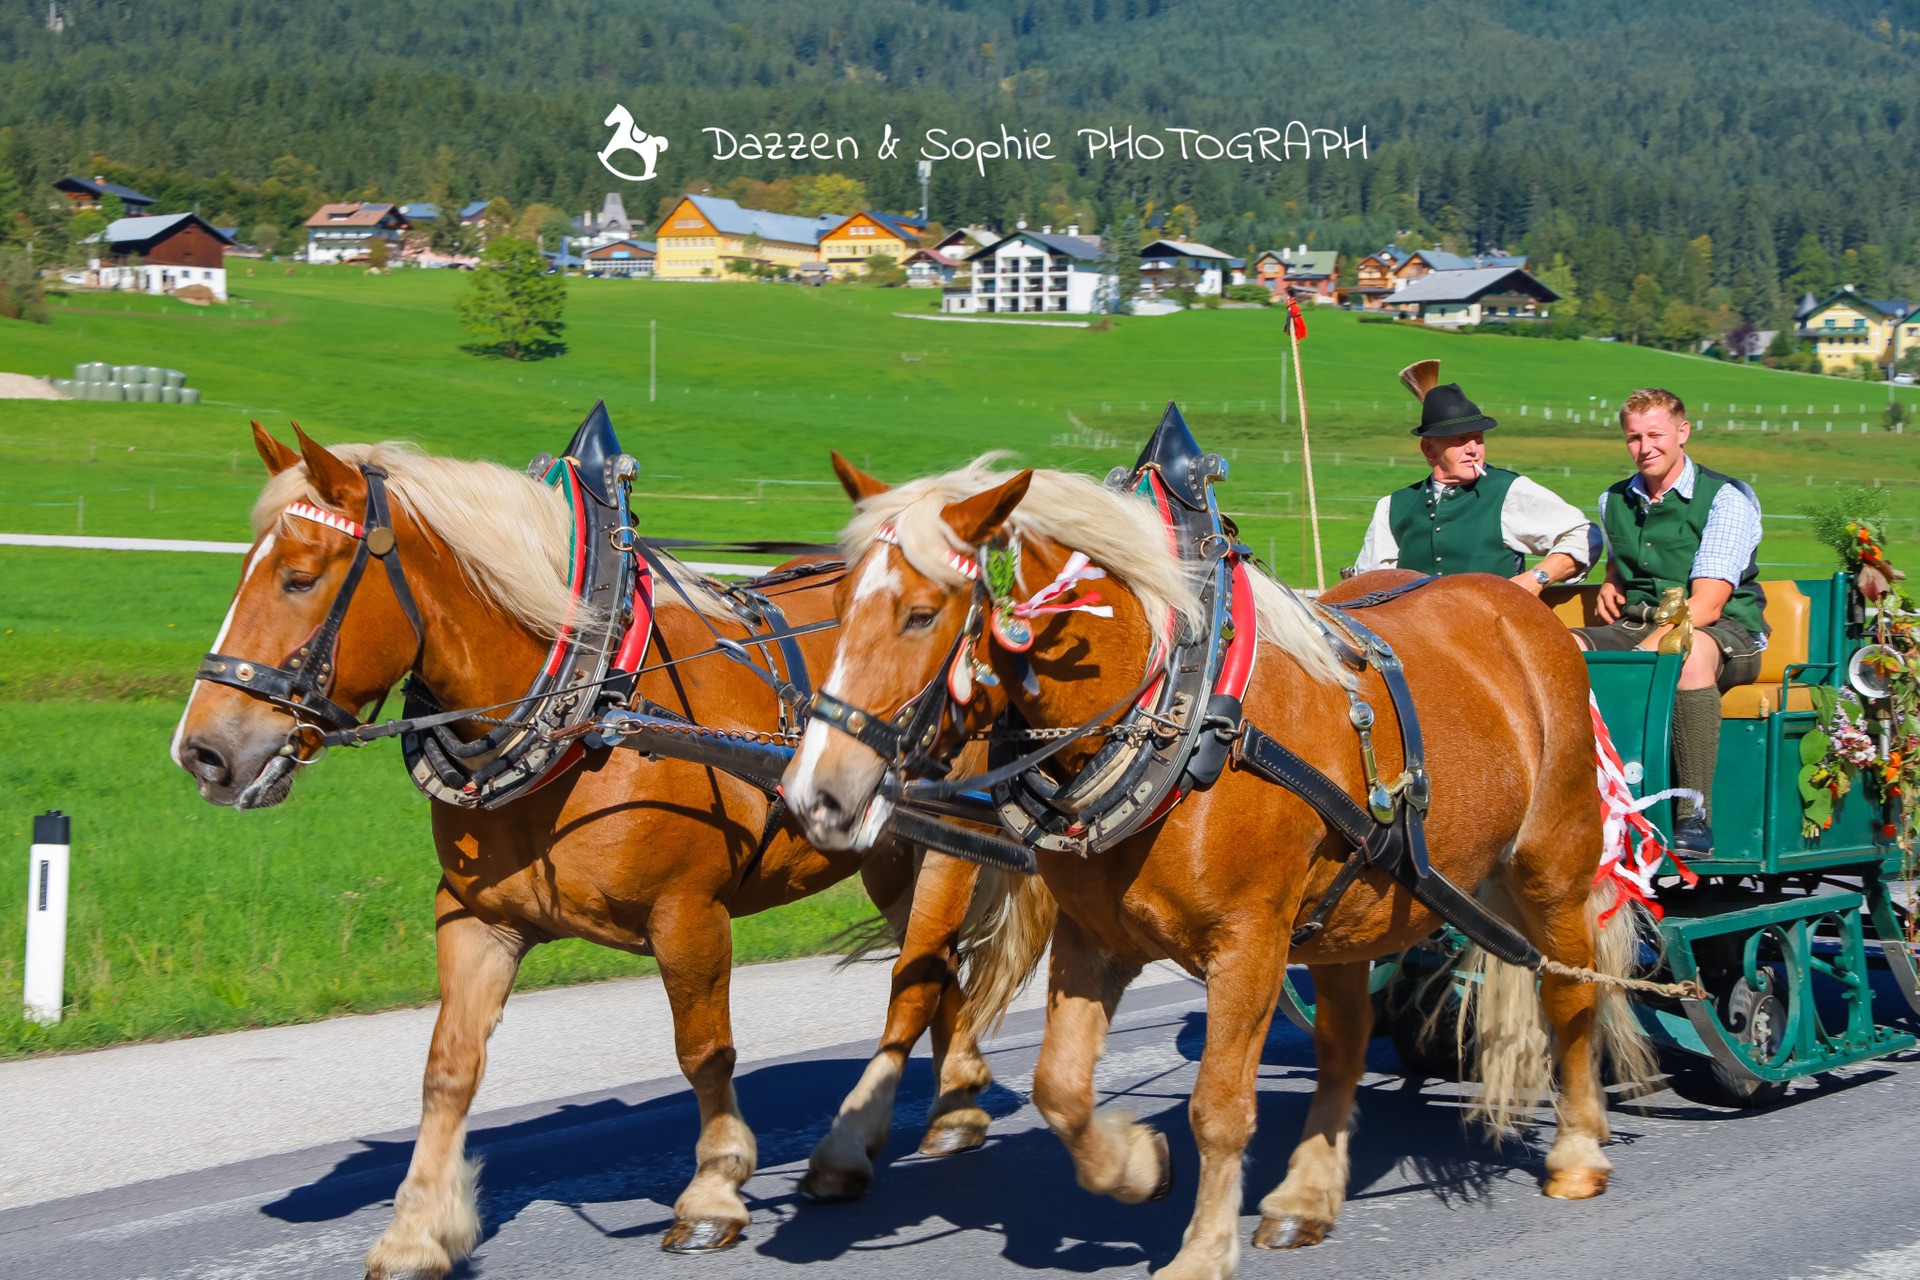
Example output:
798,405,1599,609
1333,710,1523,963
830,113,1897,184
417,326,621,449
941,228,1114,315
85,213,235,300
819,210,927,279
654,194,844,280
583,238,657,278
1252,246,1340,302
1798,287,1919,373
1379,266,1559,327
56,176,156,215
1394,249,1529,287
1137,239,1241,298
459,200,497,226
304,203,410,264
399,202,441,223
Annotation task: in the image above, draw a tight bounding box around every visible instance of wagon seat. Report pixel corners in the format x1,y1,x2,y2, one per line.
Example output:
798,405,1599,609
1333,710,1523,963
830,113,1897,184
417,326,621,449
1541,582,1814,718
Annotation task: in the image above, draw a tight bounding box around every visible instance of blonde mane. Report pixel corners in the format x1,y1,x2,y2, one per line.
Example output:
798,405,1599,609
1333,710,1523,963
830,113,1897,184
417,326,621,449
841,455,1346,687
251,441,732,638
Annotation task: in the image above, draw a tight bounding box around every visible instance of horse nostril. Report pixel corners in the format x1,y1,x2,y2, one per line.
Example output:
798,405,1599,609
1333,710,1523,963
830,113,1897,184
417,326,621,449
181,738,231,785
807,790,848,831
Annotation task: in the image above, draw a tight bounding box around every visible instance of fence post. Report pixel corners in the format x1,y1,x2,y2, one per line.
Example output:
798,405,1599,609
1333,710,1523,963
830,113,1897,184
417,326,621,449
24,810,71,1024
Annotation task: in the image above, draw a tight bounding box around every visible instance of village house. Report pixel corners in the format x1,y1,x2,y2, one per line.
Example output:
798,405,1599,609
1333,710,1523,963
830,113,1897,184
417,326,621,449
1393,248,1529,287
86,212,234,300
1342,246,1412,308
904,248,962,287
1138,239,1241,298
941,227,1113,315
573,193,637,250
931,225,1000,260
1799,287,1918,373
1251,245,1340,302
458,200,496,227
653,194,842,280
55,175,156,215
304,202,410,264
583,238,657,278
818,210,926,279
1379,266,1558,327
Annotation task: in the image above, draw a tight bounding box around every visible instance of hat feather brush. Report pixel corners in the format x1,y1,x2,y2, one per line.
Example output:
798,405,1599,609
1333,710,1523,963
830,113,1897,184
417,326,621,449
1398,359,1441,403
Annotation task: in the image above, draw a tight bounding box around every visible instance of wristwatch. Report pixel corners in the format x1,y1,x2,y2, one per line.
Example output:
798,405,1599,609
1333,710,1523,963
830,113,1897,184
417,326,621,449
1531,568,1553,586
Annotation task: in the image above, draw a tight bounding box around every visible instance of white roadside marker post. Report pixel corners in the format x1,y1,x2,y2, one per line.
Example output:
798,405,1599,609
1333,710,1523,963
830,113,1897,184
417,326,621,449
24,810,71,1024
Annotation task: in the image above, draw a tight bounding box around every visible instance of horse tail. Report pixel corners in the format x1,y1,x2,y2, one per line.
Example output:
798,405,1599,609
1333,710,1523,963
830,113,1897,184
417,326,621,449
1449,875,1659,1137
958,869,1058,1036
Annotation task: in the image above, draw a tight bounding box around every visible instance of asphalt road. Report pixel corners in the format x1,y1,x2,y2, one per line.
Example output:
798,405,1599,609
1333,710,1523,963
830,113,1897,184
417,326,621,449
7,972,1920,1280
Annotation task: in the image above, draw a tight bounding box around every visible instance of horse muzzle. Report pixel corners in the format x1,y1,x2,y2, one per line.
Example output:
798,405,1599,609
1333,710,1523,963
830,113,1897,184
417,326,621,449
177,729,300,810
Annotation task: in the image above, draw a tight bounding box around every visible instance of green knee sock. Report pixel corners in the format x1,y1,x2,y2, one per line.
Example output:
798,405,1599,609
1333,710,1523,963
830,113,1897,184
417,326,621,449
1672,686,1722,821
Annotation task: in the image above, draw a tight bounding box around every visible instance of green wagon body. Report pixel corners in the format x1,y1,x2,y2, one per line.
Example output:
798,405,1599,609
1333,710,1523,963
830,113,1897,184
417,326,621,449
1284,571,1919,1106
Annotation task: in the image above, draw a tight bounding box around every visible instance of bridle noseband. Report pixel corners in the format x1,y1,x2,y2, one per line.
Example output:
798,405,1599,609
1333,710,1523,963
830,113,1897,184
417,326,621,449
194,465,426,746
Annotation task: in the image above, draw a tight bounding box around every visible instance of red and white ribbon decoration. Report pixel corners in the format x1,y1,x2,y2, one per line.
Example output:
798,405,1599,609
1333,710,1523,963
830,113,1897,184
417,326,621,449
875,522,980,581
1591,692,1698,922
286,502,365,540
1012,551,1112,619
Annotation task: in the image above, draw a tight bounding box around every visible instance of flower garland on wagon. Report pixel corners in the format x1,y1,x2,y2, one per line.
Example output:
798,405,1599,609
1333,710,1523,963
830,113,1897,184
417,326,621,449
1797,512,1919,865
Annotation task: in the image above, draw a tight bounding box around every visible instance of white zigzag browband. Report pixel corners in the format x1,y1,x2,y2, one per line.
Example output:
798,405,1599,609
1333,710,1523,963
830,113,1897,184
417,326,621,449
874,521,981,581
286,501,366,540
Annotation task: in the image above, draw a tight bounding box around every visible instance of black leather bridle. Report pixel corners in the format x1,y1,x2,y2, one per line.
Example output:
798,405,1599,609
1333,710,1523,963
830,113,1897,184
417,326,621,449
194,465,425,747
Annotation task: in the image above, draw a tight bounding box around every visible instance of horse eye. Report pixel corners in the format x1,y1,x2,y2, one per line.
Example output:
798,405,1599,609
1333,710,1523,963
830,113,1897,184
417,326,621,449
905,606,939,631
283,572,318,594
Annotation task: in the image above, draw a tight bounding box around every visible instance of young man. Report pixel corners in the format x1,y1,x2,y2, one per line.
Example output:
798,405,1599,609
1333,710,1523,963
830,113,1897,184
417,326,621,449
1576,387,1768,855
1355,360,1598,595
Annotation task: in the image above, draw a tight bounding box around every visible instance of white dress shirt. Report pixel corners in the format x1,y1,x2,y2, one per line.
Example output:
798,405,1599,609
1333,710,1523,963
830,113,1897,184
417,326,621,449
1355,471,1599,577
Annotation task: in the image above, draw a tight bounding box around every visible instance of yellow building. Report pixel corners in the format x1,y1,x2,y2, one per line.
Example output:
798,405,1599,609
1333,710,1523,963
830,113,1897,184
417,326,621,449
1800,287,1917,372
818,210,927,279
653,195,842,280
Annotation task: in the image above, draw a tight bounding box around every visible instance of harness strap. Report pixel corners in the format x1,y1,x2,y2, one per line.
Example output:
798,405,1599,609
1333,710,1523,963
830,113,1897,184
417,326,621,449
1234,722,1541,968
634,539,804,708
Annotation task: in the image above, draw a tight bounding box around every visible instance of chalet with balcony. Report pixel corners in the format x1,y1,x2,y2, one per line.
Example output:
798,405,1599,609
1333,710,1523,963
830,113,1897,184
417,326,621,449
820,210,926,279
56,175,156,215
1252,246,1339,302
904,248,961,287
1139,239,1239,297
584,238,656,278
1379,266,1558,327
1799,287,1918,373
304,203,410,264
1343,246,1412,308
942,229,1113,315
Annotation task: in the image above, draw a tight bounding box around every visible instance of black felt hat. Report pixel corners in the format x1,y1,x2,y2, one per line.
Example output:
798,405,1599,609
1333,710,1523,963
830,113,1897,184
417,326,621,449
1397,359,1498,438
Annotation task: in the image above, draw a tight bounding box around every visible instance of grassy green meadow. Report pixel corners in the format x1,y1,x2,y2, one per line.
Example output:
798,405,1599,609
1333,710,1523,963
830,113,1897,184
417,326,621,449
3,269,1917,1055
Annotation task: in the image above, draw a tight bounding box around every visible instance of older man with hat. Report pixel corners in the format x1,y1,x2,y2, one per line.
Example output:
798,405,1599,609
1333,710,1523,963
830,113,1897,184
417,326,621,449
1354,360,1598,594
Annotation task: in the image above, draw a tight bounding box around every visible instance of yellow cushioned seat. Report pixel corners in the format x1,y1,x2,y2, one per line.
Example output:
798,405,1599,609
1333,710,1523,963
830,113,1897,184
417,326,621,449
1542,580,1814,718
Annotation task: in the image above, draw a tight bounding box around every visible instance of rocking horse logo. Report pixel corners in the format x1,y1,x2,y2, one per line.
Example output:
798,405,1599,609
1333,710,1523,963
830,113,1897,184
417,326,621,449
598,105,669,182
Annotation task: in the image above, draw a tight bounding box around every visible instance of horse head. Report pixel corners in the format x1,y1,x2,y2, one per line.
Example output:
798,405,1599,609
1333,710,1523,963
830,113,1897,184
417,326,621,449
603,103,634,131
172,424,433,809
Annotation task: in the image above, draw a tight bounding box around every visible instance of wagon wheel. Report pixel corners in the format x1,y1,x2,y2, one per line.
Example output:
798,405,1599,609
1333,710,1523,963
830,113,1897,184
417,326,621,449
1383,960,1472,1081
1661,965,1794,1110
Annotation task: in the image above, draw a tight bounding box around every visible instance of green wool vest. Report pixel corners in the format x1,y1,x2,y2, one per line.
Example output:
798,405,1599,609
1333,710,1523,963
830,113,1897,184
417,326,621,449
1386,466,1521,576
1601,464,1768,636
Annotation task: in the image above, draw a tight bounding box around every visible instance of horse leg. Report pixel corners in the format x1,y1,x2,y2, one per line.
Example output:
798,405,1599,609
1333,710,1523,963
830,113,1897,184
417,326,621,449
652,894,757,1252
924,974,995,1153
1030,916,1166,1206
364,890,526,1280
801,853,985,1201
1254,960,1371,1251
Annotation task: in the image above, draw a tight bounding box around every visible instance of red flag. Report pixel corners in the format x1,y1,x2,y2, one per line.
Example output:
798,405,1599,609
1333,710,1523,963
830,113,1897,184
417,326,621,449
1286,295,1307,341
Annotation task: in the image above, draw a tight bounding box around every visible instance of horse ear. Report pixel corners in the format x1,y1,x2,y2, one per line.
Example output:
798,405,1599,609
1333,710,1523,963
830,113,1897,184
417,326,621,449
830,450,890,502
291,423,367,513
942,471,1032,545
251,420,301,474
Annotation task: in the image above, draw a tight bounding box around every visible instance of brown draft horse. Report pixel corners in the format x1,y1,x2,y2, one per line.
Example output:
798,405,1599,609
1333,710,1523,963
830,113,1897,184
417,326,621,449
172,427,1051,1278
785,456,1655,1280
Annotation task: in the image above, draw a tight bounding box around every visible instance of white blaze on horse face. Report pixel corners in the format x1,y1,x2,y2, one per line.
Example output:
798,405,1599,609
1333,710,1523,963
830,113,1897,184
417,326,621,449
170,534,276,766
788,546,903,804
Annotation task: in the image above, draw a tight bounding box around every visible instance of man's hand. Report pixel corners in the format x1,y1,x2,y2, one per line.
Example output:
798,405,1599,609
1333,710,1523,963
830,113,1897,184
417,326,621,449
1509,570,1545,597
1595,579,1627,622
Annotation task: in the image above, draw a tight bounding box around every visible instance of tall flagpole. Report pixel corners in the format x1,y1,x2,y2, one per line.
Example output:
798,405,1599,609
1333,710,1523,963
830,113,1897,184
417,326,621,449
1287,294,1326,590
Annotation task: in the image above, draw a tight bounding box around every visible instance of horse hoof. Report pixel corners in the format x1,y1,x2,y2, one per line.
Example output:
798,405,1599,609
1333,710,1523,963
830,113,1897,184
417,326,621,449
919,1122,987,1156
1543,1168,1608,1200
797,1166,870,1204
1147,1130,1174,1203
1253,1215,1329,1250
661,1217,745,1253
